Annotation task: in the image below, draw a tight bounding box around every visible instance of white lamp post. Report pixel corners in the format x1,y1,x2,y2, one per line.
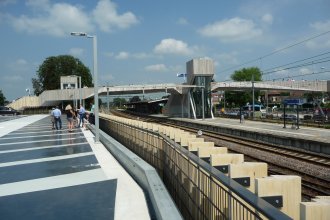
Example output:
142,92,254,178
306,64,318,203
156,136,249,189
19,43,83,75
78,76,82,106
68,75,81,107
71,32,99,143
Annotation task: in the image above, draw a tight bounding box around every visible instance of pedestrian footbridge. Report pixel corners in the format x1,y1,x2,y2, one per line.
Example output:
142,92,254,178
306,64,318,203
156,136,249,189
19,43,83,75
7,58,329,120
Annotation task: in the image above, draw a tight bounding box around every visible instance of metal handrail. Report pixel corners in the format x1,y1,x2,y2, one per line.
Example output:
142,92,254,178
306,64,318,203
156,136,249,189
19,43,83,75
163,134,291,220
100,116,292,220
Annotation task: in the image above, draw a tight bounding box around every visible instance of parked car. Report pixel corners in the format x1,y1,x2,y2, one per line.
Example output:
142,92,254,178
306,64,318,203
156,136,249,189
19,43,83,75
280,114,297,121
0,106,20,115
313,114,326,123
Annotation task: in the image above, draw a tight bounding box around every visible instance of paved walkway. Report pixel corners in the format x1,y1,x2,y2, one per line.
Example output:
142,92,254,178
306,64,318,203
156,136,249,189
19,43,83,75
174,117,330,143
0,115,150,220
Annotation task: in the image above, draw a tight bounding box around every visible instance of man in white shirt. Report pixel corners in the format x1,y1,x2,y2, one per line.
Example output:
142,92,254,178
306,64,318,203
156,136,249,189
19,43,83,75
52,106,62,130
77,104,86,128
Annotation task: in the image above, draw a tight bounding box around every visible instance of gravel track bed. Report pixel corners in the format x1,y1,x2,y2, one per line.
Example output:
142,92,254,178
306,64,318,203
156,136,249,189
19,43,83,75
206,136,330,182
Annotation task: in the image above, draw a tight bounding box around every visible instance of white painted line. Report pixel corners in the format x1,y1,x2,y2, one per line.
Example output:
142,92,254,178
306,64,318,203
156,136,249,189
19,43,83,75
0,132,83,140
0,136,85,146
0,152,95,167
0,115,48,137
0,169,109,197
0,142,88,154
4,129,81,136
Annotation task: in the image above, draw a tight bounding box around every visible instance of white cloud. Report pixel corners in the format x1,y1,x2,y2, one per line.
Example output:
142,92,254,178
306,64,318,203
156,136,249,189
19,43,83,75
26,0,50,10
305,38,330,49
108,51,150,60
145,64,168,72
7,0,139,37
92,0,139,32
115,51,130,60
154,38,193,55
310,20,330,32
10,2,93,37
132,52,149,59
299,67,312,75
177,17,188,25
261,13,273,25
69,48,84,57
8,58,29,72
198,17,263,42
306,20,330,49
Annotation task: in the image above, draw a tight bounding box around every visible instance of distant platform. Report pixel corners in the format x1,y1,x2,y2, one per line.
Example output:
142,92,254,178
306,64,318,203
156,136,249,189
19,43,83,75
160,115,330,154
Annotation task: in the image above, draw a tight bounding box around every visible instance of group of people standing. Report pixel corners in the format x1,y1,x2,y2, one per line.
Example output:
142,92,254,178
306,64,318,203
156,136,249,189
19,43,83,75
51,103,90,132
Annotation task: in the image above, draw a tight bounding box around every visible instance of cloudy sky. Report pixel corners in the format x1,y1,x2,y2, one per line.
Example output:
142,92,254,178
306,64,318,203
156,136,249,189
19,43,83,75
0,0,329,101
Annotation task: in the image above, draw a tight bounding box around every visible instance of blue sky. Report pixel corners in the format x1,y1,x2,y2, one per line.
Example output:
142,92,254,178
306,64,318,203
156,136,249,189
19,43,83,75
1,0,330,101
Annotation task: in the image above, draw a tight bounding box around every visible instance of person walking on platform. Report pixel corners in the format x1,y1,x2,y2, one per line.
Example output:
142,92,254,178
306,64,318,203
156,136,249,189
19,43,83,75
52,106,62,130
77,104,86,128
240,114,245,123
65,104,75,132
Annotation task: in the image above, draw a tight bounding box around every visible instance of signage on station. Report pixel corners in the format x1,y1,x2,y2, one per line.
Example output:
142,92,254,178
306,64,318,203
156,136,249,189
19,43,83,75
283,99,304,105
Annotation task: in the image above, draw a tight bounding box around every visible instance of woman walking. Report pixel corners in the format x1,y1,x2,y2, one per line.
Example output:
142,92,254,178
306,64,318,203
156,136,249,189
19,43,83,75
65,104,75,132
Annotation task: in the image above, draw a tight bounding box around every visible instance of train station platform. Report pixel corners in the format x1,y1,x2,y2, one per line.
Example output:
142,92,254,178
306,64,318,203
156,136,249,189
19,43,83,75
166,116,330,154
193,117,330,142
0,115,151,219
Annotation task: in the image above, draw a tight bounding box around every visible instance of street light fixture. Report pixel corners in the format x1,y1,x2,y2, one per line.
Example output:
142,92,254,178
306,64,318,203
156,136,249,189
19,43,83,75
70,32,99,143
25,88,31,96
78,75,82,106
70,32,88,37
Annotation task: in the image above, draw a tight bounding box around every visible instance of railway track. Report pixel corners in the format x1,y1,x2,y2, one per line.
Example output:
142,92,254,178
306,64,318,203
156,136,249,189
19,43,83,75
109,110,330,200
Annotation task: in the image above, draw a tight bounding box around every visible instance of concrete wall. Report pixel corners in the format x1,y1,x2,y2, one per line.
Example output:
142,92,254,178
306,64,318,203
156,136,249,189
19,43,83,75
7,96,41,110
7,87,94,110
163,93,188,117
186,58,214,85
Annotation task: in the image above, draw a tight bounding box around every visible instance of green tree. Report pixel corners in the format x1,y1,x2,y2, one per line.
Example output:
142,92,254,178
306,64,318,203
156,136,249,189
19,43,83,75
225,67,263,107
0,90,6,106
303,92,323,103
113,98,127,107
231,67,262,81
32,55,93,95
130,96,141,103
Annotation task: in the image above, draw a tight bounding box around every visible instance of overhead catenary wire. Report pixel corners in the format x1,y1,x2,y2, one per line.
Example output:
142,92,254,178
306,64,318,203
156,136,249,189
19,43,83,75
269,69,330,81
220,30,330,75
261,51,330,73
262,57,330,75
